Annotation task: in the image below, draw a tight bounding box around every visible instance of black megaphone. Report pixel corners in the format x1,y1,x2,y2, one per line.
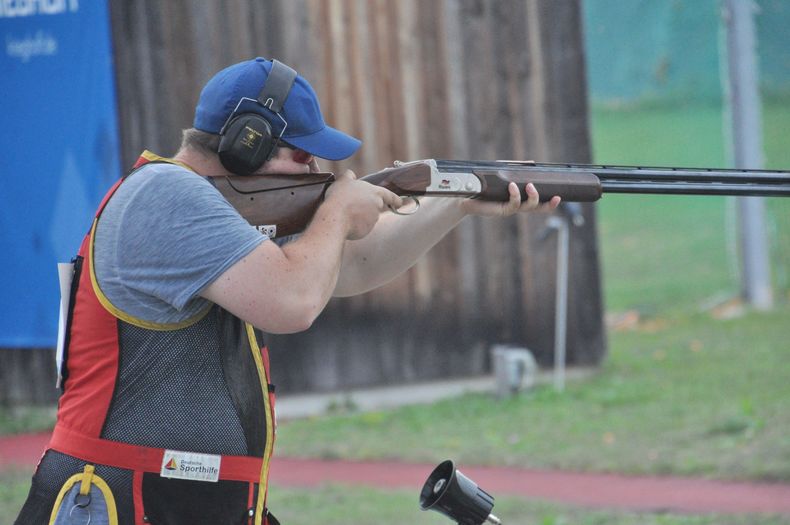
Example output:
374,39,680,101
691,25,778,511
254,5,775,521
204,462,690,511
419,460,502,524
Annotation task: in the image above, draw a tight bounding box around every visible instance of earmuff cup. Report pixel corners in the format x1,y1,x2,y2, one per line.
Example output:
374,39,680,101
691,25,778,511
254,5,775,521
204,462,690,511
217,59,298,176
217,113,277,176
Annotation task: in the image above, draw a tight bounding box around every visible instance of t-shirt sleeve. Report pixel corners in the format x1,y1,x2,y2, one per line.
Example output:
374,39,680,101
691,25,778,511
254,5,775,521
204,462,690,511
103,164,266,312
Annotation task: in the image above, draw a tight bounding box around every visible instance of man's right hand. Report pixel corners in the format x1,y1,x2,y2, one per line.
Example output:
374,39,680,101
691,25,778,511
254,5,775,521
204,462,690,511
324,170,403,240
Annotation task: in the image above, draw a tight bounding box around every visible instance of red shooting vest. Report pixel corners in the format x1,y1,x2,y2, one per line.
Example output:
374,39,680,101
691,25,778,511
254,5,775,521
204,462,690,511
47,151,276,525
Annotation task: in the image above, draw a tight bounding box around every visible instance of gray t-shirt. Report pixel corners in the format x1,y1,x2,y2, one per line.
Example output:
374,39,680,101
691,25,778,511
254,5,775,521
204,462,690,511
93,161,267,324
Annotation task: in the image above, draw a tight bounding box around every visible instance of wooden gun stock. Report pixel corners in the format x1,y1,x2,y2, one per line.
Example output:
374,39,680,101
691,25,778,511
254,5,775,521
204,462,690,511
211,172,335,238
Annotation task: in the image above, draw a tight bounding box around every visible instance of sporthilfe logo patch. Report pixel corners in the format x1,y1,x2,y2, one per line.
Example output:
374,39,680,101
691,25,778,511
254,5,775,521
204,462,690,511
160,450,221,482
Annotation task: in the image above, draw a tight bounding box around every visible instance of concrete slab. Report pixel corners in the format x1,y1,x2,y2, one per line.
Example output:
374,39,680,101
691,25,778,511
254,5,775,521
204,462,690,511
275,368,595,420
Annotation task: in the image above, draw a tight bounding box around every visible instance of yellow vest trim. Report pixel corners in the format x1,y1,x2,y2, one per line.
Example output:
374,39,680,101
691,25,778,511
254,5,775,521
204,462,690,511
139,149,198,172
78,464,95,495
49,465,118,525
246,323,274,525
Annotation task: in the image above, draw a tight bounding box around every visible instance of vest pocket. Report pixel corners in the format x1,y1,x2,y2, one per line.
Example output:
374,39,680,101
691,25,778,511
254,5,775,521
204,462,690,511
49,464,118,525
140,473,251,524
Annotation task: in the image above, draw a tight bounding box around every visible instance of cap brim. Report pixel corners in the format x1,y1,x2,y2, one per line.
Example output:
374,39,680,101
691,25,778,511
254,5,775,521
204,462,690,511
284,125,362,161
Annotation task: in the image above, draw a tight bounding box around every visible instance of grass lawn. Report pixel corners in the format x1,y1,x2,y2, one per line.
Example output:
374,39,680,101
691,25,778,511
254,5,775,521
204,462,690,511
267,484,788,525
0,406,55,436
274,306,790,481
592,101,790,313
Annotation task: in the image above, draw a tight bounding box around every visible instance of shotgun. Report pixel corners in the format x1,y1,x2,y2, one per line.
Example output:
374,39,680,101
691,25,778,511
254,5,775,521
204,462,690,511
212,159,790,238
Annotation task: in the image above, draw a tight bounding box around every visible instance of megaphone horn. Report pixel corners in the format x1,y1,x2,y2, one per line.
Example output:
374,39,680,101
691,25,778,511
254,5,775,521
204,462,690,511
419,460,502,525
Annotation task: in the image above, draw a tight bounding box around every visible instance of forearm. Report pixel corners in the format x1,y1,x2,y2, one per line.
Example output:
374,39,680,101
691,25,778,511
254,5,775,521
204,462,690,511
333,197,466,297
279,202,350,314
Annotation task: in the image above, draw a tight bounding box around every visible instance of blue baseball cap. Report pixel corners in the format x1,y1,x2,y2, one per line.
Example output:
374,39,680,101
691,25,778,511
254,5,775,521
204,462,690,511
194,57,361,161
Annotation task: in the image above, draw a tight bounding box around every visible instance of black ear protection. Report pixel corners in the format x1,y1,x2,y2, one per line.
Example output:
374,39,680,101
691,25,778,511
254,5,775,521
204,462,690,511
217,60,298,175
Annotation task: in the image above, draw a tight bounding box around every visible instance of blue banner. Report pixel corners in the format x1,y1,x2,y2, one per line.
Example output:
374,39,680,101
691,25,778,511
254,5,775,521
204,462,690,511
0,0,120,347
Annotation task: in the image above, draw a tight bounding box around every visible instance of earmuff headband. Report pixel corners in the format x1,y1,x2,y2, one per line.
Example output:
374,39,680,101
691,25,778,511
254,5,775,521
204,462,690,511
258,60,296,113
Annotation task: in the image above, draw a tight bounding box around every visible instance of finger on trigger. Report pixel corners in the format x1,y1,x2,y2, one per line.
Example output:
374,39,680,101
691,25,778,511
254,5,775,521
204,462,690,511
391,194,404,209
380,188,402,209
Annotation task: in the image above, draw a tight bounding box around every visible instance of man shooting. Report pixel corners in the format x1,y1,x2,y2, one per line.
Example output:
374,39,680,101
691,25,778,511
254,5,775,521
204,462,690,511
15,57,558,525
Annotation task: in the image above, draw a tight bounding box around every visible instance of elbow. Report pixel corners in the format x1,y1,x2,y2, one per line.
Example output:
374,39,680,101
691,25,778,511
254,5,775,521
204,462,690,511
295,291,327,331
289,307,319,333
265,293,324,334
259,312,314,335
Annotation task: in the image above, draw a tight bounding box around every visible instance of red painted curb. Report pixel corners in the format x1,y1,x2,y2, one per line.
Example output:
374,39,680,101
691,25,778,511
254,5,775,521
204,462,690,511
4,432,790,515
0,431,49,471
